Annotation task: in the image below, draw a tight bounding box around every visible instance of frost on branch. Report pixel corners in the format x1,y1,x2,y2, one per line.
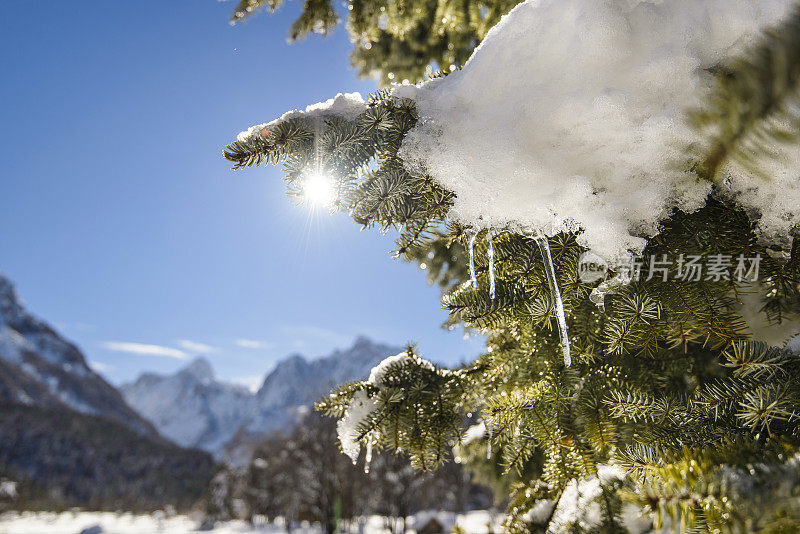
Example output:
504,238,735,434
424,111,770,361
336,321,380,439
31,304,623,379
319,348,473,469
367,350,433,385
337,389,379,463
394,0,796,259
236,93,367,143
461,421,486,446
547,465,626,532
337,350,424,462
505,465,632,532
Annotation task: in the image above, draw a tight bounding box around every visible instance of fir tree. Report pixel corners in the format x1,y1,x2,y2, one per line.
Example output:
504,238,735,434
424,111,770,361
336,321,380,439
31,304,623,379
228,0,521,84
224,2,800,532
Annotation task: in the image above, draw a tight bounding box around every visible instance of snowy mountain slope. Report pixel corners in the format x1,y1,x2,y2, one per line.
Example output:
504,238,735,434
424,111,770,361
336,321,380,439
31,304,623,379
121,336,403,455
0,274,156,436
0,274,214,509
121,358,257,453
256,336,403,411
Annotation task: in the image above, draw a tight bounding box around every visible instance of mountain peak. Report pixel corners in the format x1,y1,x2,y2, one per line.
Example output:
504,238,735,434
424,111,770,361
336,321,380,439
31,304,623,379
351,335,380,350
0,274,21,320
178,357,215,383
0,273,157,437
0,273,13,297
353,334,372,345
123,336,403,457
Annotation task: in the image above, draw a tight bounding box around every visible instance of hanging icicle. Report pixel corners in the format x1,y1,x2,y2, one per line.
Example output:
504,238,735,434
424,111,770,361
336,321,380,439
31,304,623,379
468,230,479,289
533,231,572,367
364,440,373,474
486,423,493,460
487,231,496,299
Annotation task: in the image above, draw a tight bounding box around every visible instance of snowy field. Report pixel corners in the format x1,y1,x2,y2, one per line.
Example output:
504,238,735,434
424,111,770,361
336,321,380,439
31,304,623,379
0,510,502,534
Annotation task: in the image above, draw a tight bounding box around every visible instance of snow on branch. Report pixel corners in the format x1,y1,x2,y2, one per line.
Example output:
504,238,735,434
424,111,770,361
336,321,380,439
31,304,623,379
228,0,800,261
394,0,796,259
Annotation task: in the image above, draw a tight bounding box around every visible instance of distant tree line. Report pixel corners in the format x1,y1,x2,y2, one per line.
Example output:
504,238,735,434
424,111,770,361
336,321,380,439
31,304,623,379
0,402,214,512
206,413,494,533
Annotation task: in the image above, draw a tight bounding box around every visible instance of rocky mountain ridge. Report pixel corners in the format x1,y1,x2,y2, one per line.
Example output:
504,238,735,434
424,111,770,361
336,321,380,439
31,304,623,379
0,274,156,436
121,336,403,457
0,273,214,509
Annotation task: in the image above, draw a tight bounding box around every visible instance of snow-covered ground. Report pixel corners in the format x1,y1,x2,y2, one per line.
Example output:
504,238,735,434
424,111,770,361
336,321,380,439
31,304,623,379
0,510,502,534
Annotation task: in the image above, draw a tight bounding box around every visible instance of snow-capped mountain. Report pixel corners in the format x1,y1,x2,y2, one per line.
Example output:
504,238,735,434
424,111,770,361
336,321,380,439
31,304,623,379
120,358,257,453
256,337,405,412
0,274,156,436
121,336,403,456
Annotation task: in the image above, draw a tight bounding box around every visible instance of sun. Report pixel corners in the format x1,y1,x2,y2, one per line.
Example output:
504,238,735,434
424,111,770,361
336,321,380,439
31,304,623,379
302,172,335,207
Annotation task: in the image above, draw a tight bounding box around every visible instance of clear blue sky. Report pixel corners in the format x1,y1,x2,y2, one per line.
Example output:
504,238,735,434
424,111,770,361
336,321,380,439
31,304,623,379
0,1,483,388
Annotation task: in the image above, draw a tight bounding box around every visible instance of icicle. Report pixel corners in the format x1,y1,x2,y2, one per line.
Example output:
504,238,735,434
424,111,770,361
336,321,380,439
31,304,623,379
487,231,496,299
533,230,572,367
486,424,493,460
364,440,373,474
468,230,479,288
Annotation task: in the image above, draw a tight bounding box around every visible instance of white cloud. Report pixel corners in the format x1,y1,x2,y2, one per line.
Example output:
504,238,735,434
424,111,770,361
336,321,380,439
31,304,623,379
235,338,273,350
177,339,217,354
101,341,189,360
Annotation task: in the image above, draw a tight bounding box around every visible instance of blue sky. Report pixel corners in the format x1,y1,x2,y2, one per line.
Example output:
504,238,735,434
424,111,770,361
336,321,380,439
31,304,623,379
0,1,483,388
